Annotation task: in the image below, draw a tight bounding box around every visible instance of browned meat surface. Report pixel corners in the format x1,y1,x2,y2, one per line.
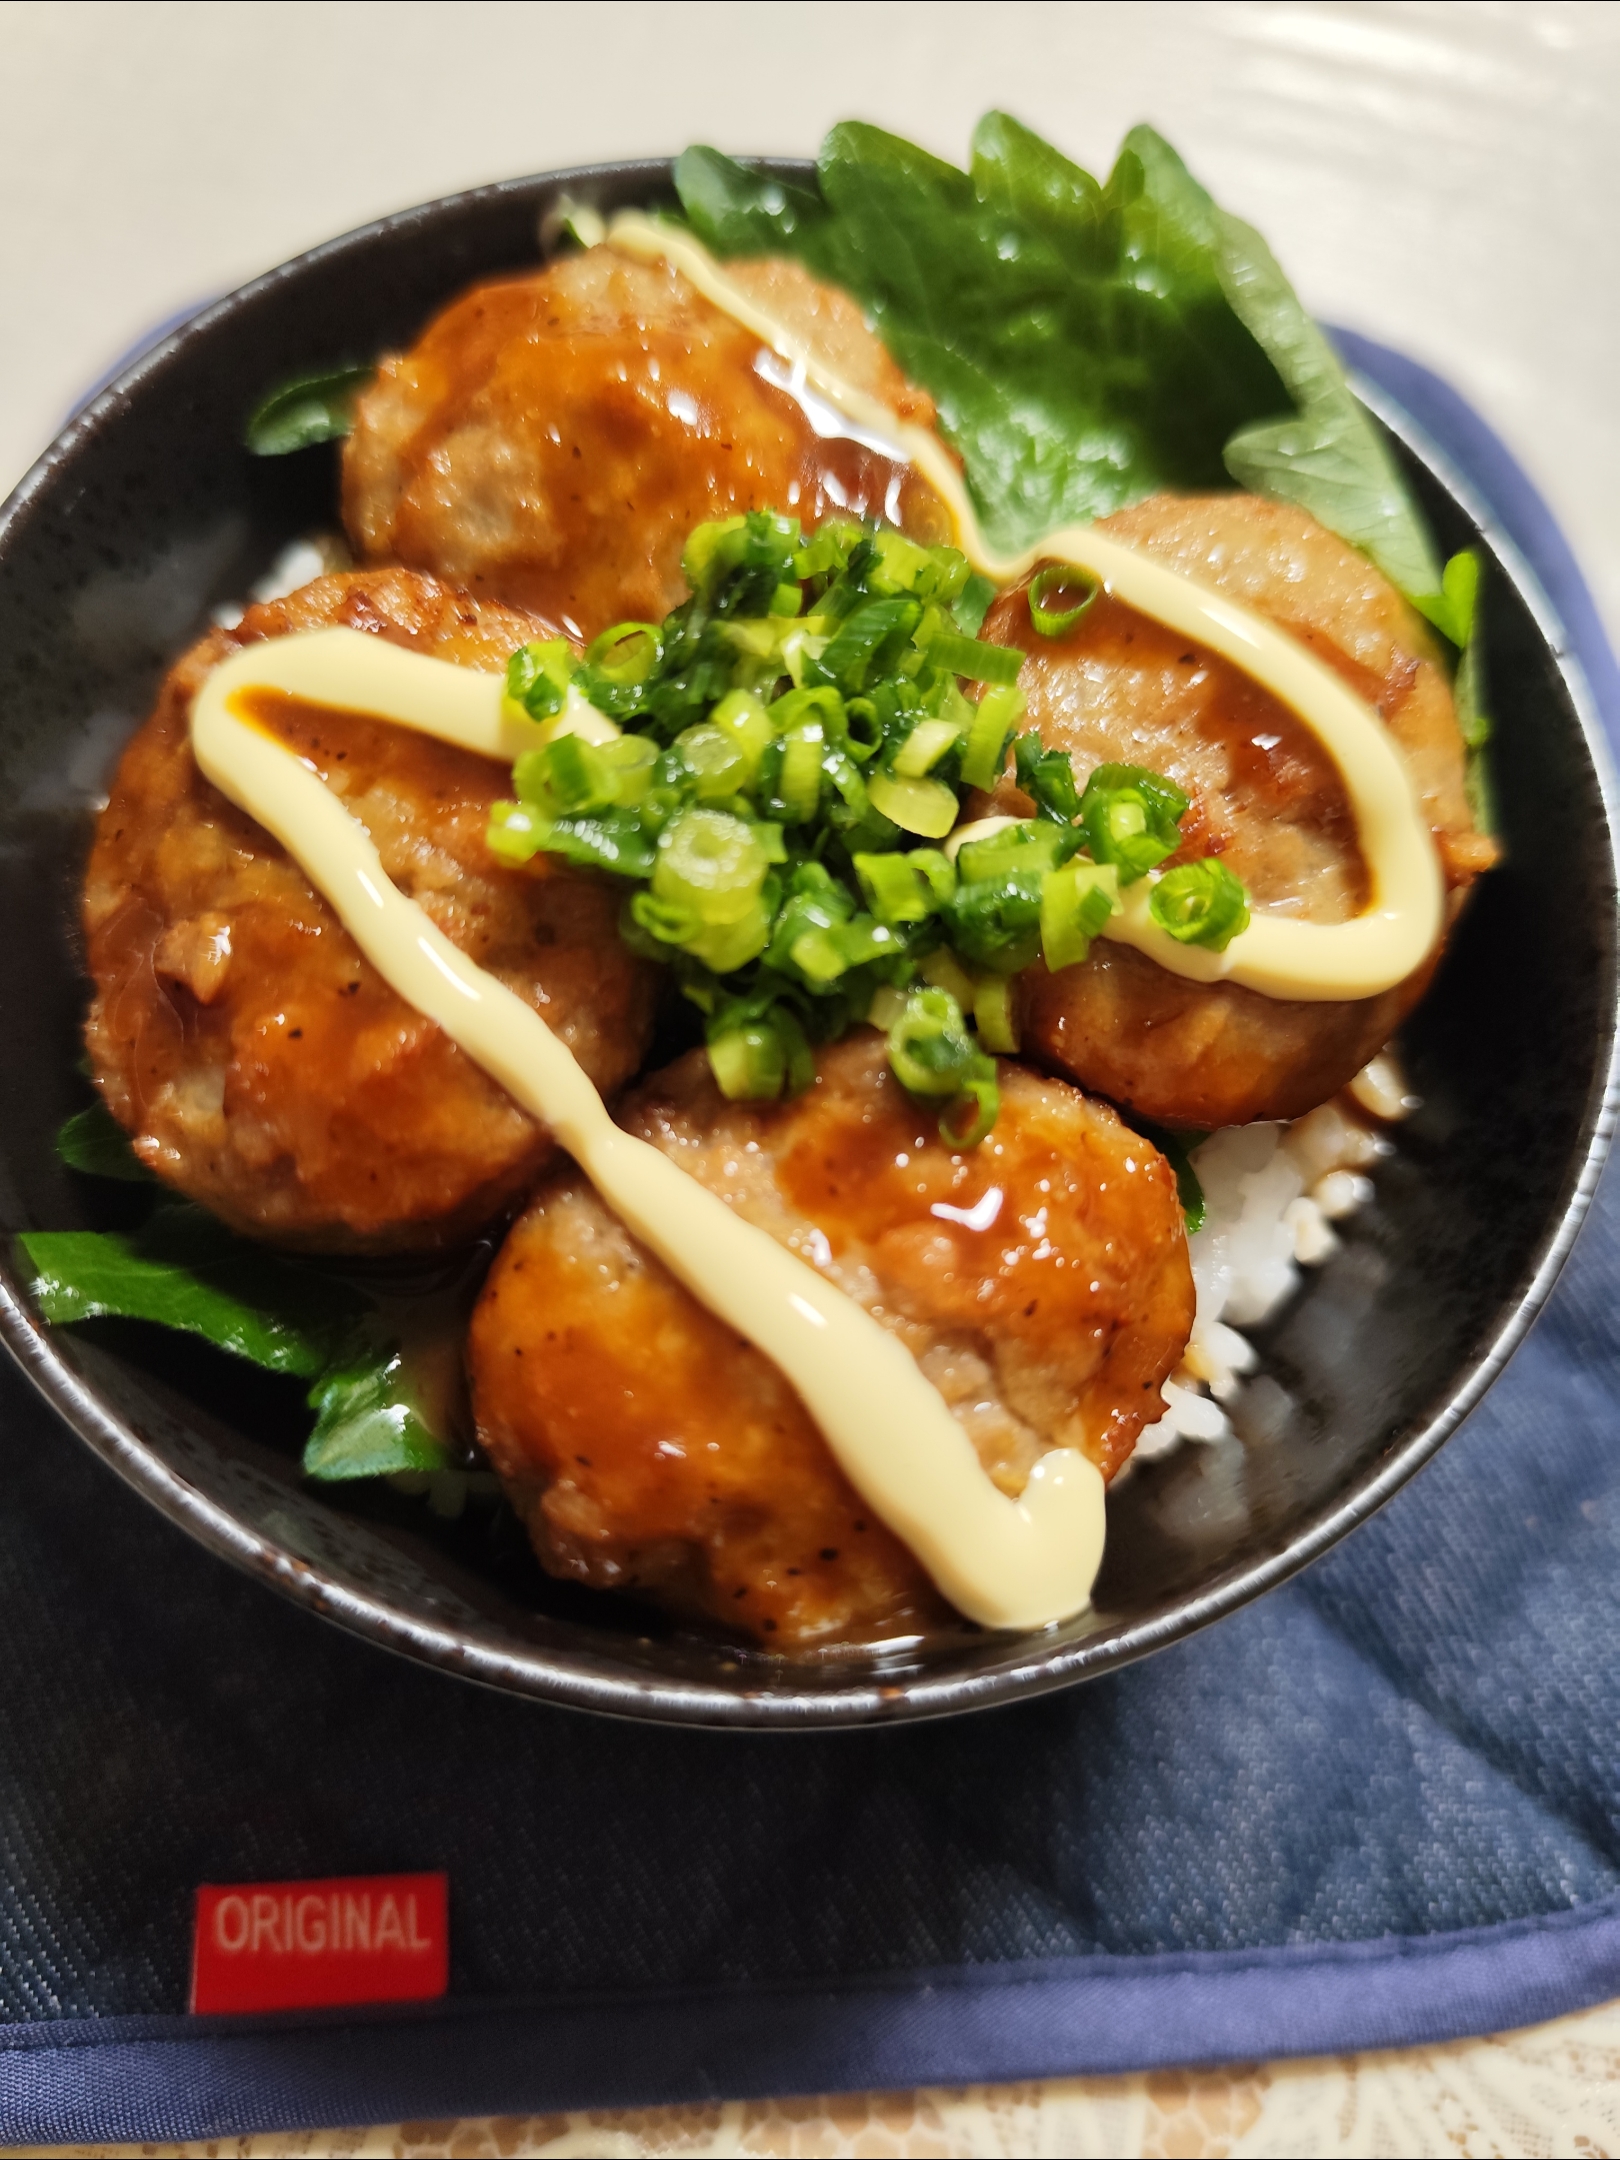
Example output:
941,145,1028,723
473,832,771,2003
343,247,952,640
83,568,657,1252
469,1033,1193,1649
984,493,1497,1128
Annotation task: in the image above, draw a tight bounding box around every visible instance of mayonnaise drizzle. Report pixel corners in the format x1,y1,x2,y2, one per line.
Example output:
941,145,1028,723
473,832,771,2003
604,211,1444,1004
191,633,1106,1631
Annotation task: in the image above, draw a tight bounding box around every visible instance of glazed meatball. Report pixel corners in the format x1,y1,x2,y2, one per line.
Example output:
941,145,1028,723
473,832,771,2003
343,247,952,639
469,1033,1194,1649
984,494,1497,1129
83,568,657,1252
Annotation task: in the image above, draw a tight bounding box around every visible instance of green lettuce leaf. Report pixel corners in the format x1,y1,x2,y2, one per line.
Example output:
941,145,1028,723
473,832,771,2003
244,363,375,456
673,146,828,260
20,1209,343,1376
681,118,1288,552
304,1353,450,1480
675,116,1444,607
55,1100,154,1183
1414,549,1494,832
1132,1122,1209,1233
18,1205,451,1481
1209,218,1443,601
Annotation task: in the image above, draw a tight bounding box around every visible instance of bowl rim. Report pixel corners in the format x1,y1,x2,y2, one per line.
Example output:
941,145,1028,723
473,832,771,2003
1,158,1616,1729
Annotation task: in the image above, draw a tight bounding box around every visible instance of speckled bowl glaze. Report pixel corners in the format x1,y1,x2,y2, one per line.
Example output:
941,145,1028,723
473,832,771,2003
0,160,1613,1727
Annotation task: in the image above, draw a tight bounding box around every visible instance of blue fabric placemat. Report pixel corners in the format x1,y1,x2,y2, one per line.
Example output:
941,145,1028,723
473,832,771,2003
1,337,1617,2146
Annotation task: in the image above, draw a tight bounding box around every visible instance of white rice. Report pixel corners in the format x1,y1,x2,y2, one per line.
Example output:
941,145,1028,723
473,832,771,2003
212,532,350,629
1132,1050,1418,1465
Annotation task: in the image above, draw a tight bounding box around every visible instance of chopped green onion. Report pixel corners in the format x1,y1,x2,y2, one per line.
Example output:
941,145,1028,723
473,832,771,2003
653,807,770,927
635,891,771,972
939,1073,1000,1150
943,866,1046,975
866,982,909,1031
864,529,937,596
1028,565,1100,639
958,684,1024,791
587,621,662,675
763,861,850,975
946,838,1056,974
770,683,846,737
675,722,750,801
1040,860,1120,971
488,513,1205,1154
1078,762,1189,883
1012,731,1081,823
580,621,663,718
626,889,695,950
792,520,862,581
926,631,1024,687
681,515,748,600
831,916,907,971
893,717,963,778
851,851,924,920
788,926,849,986
887,986,978,1098
952,572,997,638
854,848,952,924
542,733,610,814
954,819,1077,885
886,987,1000,1147
708,688,774,781
707,1002,813,1101
924,546,971,607
762,872,903,989
788,918,898,988
682,510,802,614
1148,859,1250,950
866,770,958,838
486,800,549,863
973,974,1020,1053
842,696,882,763
768,877,905,989
918,945,977,1008
812,597,920,693
721,617,789,662
817,745,874,837
509,750,548,807
505,638,577,723
777,727,824,823
513,732,656,816
526,812,656,877
708,1024,785,1099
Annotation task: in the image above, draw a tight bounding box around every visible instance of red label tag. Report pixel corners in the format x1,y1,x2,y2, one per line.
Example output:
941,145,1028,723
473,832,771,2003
191,1872,448,2014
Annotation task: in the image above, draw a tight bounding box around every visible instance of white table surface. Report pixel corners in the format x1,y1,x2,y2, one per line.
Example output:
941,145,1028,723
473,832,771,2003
5,5,1619,2154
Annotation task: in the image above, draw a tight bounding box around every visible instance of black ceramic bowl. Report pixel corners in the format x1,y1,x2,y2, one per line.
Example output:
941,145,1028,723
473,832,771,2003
0,160,1614,1727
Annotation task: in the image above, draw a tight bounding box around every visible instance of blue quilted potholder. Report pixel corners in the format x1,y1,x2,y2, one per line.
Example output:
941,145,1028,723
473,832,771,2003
0,336,1616,2147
